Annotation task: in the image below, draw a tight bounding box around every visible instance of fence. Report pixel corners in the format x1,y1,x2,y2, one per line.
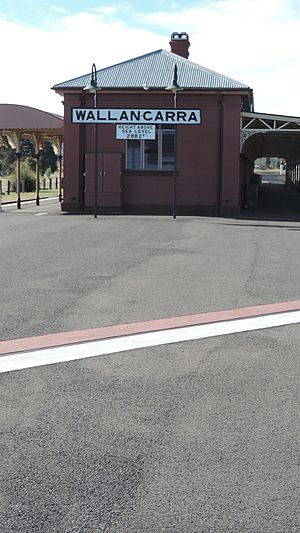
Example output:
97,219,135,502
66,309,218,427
0,176,59,194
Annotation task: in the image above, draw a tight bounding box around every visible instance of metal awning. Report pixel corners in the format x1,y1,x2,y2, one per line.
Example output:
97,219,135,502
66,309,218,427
241,111,300,164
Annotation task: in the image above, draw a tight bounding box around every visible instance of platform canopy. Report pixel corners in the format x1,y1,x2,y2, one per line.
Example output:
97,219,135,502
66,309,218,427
0,104,64,208
0,104,63,154
241,112,300,164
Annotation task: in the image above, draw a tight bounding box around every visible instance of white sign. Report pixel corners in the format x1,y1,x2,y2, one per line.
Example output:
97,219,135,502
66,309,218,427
72,108,201,124
116,124,156,140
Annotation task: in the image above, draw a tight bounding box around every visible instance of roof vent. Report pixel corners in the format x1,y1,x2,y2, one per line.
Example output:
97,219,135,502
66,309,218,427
170,32,190,59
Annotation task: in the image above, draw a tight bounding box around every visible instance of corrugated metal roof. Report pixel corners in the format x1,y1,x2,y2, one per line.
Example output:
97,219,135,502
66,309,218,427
53,49,250,91
0,104,63,130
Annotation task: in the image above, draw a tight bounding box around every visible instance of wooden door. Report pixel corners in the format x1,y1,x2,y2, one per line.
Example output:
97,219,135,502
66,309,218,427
85,152,122,209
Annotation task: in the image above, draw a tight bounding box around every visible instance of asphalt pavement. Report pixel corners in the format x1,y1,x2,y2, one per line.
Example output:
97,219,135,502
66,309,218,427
0,199,299,341
0,199,299,532
0,326,299,532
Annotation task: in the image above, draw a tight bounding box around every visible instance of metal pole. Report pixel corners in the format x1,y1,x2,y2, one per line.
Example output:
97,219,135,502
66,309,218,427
94,89,98,219
84,63,100,219
165,64,182,219
173,123,177,219
173,92,177,219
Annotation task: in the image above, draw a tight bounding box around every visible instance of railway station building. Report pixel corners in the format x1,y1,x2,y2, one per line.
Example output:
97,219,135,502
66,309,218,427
52,32,300,216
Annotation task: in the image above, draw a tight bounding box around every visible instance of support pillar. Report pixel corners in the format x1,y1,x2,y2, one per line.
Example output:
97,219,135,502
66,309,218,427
58,154,63,202
16,152,21,209
35,153,40,206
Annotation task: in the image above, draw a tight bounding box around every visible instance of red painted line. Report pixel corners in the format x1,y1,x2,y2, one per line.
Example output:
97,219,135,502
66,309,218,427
1,300,300,356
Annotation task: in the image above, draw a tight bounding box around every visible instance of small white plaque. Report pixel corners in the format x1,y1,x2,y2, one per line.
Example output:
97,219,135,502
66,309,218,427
116,124,156,140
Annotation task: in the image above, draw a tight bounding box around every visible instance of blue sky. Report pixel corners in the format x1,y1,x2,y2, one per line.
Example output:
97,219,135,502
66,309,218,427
1,0,300,116
0,0,203,29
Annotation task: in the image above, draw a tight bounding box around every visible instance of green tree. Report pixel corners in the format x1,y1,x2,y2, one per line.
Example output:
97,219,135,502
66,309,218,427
21,138,35,158
26,156,37,172
0,138,15,176
40,141,57,175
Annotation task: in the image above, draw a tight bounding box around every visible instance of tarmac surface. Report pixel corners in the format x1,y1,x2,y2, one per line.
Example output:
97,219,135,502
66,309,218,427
0,198,299,532
1,197,300,341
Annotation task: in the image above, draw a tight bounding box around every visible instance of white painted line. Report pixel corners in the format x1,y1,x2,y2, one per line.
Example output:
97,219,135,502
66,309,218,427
0,310,299,374
35,212,48,216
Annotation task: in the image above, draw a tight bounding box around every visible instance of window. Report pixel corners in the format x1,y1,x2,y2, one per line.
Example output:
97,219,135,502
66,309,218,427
126,126,175,170
126,140,140,169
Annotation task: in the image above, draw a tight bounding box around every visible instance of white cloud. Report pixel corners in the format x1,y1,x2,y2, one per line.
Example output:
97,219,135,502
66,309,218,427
51,5,70,14
0,13,161,115
91,6,119,15
1,0,300,116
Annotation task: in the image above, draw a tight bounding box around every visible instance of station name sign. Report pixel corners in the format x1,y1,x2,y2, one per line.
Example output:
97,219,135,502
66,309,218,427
72,108,201,124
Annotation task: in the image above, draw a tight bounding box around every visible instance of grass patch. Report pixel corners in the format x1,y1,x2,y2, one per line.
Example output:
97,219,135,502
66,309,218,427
1,190,59,204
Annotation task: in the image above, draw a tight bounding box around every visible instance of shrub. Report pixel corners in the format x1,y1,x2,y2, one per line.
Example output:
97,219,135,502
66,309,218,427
9,159,36,192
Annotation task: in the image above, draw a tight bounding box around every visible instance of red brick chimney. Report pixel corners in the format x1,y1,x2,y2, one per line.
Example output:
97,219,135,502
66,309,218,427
169,32,190,59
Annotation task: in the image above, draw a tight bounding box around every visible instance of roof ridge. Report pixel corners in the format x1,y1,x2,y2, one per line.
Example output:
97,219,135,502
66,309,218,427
160,49,250,88
53,49,251,91
52,49,165,88
100,49,164,72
